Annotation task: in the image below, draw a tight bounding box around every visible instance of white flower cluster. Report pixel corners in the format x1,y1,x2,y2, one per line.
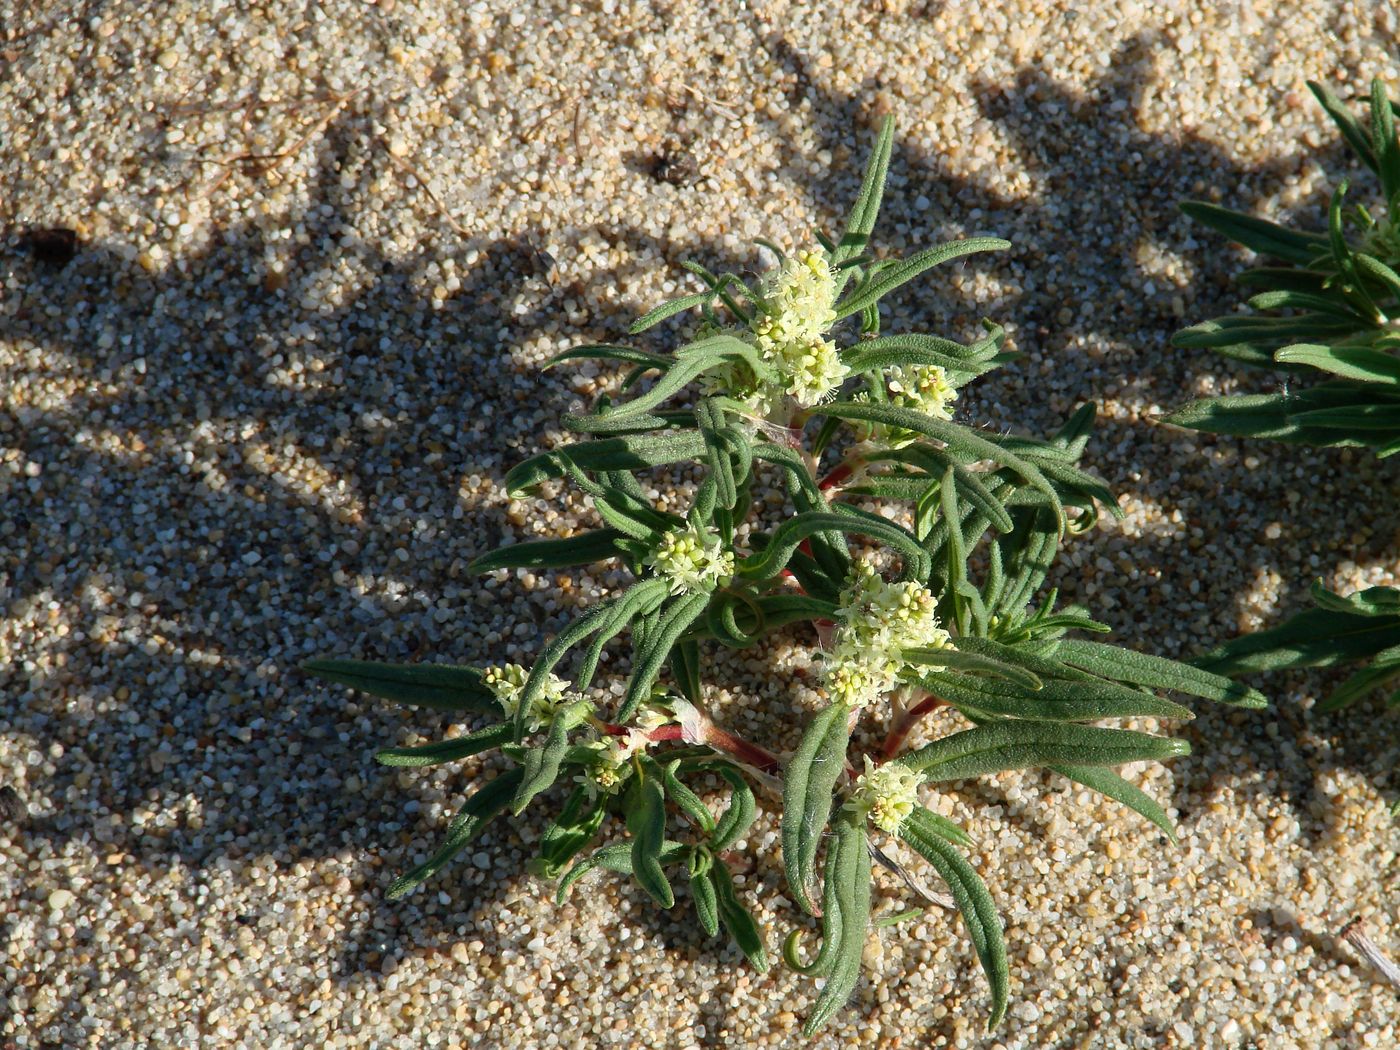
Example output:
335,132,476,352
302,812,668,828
821,561,951,709
886,364,958,420
700,249,850,418
844,756,921,833
576,708,674,797
647,523,735,595
751,250,848,410
483,663,574,732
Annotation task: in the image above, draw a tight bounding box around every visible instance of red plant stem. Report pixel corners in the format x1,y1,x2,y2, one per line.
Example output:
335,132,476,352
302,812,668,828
818,460,855,491
702,723,781,774
879,693,948,761
596,719,779,774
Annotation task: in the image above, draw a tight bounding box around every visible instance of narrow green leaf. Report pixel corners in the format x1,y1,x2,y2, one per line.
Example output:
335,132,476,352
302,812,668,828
712,767,757,851
898,809,1007,1028
469,530,627,573
629,290,712,333
555,840,688,903
711,856,769,972
1054,638,1267,709
800,816,871,1036
545,344,672,371
781,702,852,915
302,658,500,715
375,722,514,767
627,771,675,907
832,115,894,275
512,699,592,814
663,759,716,834
619,591,713,721
898,721,1189,778
387,768,524,899
504,432,709,495
1307,80,1379,173
1048,764,1177,842
1179,201,1328,265
1273,343,1400,385
534,785,608,878
691,861,721,937
834,238,1010,319
920,671,1193,722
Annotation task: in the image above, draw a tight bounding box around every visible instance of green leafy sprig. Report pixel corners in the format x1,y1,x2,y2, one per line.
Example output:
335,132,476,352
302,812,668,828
1168,77,1400,717
305,117,1262,1035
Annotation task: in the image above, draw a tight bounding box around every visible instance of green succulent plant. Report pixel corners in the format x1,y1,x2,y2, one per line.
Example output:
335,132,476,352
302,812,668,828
304,118,1263,1035
1169,77,1400,716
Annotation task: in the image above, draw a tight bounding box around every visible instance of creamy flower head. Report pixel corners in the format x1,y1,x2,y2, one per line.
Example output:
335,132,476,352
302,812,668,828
838,561,950,655
754,317,849,408
845,756,922,833
823,644,900,710
483,663,572,731
647,523,734,595
887,364,958,421
821,562,951,708
762,249,837,338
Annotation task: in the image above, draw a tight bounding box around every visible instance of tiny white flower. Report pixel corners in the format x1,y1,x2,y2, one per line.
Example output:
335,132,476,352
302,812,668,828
820,562,951,708
483,663,573,731
823,645,899,710
887,364,958,421
646,524,735,595
761,249,837,338
845,756,922,833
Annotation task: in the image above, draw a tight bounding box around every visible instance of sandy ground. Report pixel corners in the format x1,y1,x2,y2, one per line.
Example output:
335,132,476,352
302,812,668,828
2,1,1399,1047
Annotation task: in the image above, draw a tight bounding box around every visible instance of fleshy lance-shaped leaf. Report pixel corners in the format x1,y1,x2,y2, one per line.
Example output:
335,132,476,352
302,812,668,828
820,401,1065,531
712,766,757,851
689,850,720,936
1053,638,1266,709
898,721,1189,779
792,815,871,1036
619,591,713,721
1196,597,1400,675
1178,201,1328,265
710,857,769,972
534,785,608,878
504,432,708,495
555,840,688,903
1273,343,1400,385
512,699,593,814
832,115,894,275
919,672,1193,722
302,658,500,715
469,529,628,573
781,702,852,914
627,769,675,908
834,238,1010,319
1047,763,1177,842
1307,79,1379,174
375,722,514,767
898,808,1008,1028
737,509,930,583
387,767,524,899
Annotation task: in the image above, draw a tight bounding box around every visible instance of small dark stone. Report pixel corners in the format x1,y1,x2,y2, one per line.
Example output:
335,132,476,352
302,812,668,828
24,227,79,267
0,785,25,825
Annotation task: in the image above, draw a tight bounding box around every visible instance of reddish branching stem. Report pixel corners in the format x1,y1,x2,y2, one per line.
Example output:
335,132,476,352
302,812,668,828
596,718,779,774
818,460,856,491
702,723,781,775
879,693,948,762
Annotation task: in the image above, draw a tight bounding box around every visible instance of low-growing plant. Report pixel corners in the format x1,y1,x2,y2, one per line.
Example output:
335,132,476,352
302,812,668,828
304,118,1263,1034
1169,78,1400,714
